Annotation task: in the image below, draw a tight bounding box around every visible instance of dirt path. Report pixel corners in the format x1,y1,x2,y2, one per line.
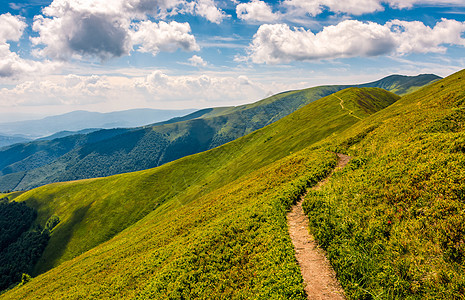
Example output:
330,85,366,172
334,95,362,120
287,153,350,299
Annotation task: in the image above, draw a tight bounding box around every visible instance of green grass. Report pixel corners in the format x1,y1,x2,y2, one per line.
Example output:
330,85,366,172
5,150,337,299
1,87,398,298
303,69,465,299
0,191,24,201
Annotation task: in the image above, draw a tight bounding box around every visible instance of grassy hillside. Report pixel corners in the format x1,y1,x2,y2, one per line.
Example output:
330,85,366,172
359,73,441,95
1,88,398,298
0,74,437,192
303,70,465,298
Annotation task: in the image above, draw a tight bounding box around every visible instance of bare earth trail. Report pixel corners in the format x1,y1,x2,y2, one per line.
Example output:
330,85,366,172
288,153,350,299
334,95,363,120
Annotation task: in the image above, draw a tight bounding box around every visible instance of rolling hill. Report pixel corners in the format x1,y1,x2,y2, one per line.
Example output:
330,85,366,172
1,87,399,298
0,74,438,192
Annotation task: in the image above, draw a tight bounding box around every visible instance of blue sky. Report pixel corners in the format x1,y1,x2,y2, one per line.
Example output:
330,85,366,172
0,0,464,119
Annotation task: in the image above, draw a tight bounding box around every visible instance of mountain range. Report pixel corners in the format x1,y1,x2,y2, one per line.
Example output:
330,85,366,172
0,108,196,140
0,74,440,192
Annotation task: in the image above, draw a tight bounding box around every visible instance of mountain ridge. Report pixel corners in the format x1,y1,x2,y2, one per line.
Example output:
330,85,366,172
0,74,438,192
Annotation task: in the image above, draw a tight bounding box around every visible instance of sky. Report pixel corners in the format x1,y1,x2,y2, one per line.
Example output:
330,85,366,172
0,0,464,120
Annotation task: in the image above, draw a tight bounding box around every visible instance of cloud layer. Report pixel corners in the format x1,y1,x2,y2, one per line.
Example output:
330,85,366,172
236,0,465,22
247,19,465,64
0,71,269,109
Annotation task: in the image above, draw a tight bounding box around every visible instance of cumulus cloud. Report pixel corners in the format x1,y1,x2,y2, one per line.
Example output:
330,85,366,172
31,0,133,60
32,13,132,60
132,21,199,55
188,55,207,66
30,0,224,60
0,44,57,78
236,0,279,22
0,13,59,78
247,19,465,64
192,0,228,24
388,19,465,54
0,13,27,42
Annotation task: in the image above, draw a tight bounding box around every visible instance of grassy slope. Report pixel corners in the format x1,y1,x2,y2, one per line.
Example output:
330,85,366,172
2,88,398,298
359,74,441,96
303,70,465,298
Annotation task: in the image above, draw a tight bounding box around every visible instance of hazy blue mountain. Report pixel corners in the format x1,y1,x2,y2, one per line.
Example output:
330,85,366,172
0,135,31,148
36,128,102,141
0,74,440,191
0,108,197,138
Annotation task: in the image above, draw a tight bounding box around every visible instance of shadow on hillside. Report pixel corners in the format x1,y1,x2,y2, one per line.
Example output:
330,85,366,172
33,204,91,276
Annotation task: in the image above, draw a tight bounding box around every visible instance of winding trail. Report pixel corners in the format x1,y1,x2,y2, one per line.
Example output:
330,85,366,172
334,95,362,120
287,153,350,300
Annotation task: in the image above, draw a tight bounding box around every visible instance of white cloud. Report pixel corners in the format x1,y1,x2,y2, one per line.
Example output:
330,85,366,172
32,15,131,60
193,0,228,24
238,0,465,20
247,19,465,64
0,13,59,78
236,0,279,22
385,0,465,9
0,44,58,78
0,74,113,106
0,13,26,42
283,0,383,16
188,55,207,67
388,18,465,54
132,21,199,55
31,1,133,60
30,0,223,60
0,71,268,109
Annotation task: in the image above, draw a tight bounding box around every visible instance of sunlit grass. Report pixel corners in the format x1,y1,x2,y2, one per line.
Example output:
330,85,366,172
2,87,399,298
304,69,465,299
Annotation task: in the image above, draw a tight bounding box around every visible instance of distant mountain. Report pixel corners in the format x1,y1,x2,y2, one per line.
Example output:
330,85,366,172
0,135,31,148
0,108,197,138
36,128,102,141
0,74,440,191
